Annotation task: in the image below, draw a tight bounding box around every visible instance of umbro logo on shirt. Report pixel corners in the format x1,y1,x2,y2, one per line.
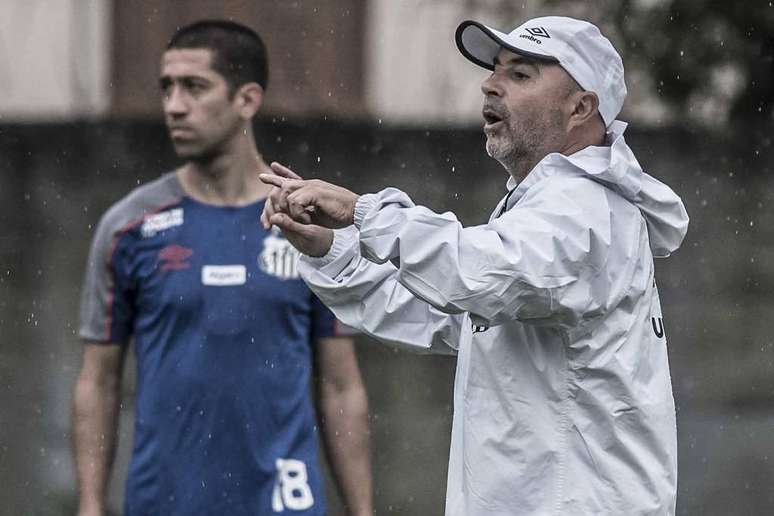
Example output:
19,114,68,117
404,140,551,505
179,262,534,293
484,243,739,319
158,244,193,271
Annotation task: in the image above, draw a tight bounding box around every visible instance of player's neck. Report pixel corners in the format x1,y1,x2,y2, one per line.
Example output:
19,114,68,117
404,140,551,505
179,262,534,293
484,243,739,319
178,136,273,207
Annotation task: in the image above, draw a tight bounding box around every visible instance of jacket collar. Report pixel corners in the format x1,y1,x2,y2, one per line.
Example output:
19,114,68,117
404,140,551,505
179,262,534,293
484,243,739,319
500,120,632,212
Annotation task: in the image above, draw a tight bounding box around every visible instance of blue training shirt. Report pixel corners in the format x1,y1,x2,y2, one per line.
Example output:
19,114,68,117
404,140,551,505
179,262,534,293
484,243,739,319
79,172,338,515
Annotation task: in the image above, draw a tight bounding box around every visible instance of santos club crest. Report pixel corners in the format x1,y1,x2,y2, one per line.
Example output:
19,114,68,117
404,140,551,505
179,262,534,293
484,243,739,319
259,228,301,280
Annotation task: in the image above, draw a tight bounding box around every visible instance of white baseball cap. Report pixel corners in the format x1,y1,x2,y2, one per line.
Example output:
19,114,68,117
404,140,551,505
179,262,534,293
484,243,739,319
456,16,626,127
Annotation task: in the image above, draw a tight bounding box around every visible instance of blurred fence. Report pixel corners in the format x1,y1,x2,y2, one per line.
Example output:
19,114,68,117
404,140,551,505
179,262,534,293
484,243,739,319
1,119,773,515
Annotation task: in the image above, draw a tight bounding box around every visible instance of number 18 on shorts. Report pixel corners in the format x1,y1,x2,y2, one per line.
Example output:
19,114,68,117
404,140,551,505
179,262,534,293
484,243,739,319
271,458,315,512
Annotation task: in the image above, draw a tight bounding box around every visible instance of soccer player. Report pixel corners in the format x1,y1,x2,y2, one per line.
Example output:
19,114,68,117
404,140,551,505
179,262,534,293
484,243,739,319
72,20,372,516
260,16,689,516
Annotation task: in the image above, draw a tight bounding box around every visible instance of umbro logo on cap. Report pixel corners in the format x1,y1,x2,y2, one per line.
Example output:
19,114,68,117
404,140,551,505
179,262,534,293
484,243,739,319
525,27,550,38
519,27,549,45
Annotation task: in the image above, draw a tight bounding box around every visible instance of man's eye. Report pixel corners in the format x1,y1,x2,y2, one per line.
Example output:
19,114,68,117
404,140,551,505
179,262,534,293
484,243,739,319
181,80,206,94
191,82,209,93
512,71,529,80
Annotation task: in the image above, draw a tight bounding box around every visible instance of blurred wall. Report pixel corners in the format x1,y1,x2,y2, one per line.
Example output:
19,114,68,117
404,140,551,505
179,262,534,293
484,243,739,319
0,0,111,120
1,119,774,515
110,0,367,118
0,0,679,125
364,0,539,125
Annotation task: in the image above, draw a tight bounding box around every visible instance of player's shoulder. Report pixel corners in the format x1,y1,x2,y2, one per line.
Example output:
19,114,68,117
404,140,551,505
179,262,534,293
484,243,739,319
98,172,183,234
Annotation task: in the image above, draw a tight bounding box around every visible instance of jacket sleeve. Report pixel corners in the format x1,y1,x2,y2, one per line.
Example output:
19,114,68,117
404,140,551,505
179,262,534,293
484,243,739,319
298,226,461,355
352,182,623,329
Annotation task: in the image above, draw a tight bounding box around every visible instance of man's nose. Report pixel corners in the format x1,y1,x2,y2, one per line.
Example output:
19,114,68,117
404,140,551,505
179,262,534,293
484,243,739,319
481,74,502,97
163,87,188,117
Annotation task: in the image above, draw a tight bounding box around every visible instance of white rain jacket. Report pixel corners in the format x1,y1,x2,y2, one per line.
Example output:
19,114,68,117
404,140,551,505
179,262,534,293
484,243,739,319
298,121,689,515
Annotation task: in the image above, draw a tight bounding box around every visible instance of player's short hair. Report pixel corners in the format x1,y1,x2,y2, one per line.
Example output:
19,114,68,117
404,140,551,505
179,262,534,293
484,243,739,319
167,20,269,94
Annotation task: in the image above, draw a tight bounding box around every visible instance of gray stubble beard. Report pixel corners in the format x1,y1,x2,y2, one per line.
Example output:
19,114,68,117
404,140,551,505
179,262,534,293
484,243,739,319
485,109,565,181
485,128,539,180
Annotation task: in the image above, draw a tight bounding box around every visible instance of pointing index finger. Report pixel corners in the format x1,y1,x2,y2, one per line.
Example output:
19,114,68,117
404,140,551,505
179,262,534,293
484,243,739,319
259,173,284,188
270,162,303,180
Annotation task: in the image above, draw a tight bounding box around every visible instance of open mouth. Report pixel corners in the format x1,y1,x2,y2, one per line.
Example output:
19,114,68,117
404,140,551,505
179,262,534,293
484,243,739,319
482,107,504,127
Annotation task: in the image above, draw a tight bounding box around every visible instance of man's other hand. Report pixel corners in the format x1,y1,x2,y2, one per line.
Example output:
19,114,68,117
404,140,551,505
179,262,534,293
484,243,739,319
259,162,358,229
269,212,334,257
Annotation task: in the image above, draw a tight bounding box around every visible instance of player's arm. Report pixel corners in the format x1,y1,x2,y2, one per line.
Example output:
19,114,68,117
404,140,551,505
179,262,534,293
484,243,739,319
315,336,372,516
72,341,126,516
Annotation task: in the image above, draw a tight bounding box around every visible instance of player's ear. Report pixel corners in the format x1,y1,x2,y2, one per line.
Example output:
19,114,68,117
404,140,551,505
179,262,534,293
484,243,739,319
235,82,264,119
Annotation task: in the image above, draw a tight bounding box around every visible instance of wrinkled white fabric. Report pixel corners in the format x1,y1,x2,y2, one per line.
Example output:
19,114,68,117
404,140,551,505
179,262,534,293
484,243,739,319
299,121,688,515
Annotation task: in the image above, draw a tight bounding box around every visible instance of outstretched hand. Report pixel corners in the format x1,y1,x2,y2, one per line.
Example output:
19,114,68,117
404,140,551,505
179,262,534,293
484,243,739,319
259,162,305,230
259,162,359,230
259,162,345,257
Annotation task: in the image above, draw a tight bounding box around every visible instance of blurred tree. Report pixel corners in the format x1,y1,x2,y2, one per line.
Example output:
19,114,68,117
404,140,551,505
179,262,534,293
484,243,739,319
544,0,774,133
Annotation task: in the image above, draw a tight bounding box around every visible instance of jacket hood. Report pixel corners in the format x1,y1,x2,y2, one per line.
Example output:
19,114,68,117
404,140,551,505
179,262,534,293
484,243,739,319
551,121,689,257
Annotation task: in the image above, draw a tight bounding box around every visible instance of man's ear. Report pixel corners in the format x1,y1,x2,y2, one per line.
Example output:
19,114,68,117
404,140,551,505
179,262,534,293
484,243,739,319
235,82,264,119
568,90,600,130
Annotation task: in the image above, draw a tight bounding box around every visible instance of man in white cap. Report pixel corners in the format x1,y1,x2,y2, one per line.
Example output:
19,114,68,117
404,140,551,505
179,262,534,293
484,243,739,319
259,16,689,515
